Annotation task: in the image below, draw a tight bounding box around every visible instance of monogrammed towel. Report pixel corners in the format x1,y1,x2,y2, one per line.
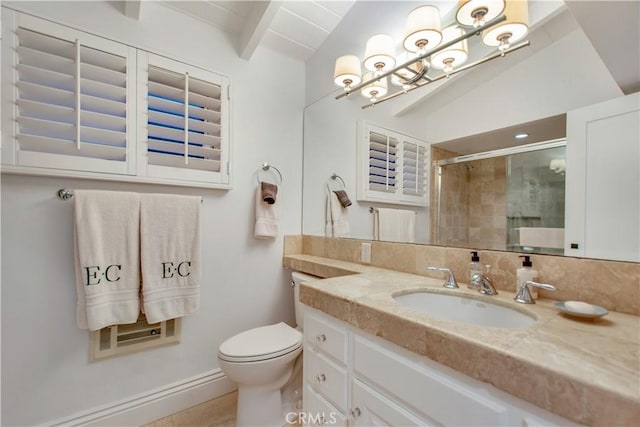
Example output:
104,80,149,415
74,190,141,331
140,194,201,323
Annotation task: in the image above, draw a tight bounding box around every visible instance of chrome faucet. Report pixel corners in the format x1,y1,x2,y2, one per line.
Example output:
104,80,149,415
514,280,557,304
470,273,498,295
427,267,459,289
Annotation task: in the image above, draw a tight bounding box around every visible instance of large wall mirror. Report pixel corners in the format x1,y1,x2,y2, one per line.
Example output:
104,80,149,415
302,1,639,263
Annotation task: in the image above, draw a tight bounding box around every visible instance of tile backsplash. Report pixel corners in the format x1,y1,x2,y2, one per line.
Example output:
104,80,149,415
285,235,640,316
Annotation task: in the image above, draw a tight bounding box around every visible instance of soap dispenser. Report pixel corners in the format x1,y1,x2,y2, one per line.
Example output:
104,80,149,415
517,256,539,298
469,251,483,286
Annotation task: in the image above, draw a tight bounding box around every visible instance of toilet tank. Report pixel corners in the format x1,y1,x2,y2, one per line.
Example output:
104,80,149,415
291,271,320,331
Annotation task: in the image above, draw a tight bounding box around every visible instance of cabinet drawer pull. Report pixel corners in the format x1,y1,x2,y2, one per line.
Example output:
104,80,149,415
316,333,327,343
316,373,326,383
350,407,361,419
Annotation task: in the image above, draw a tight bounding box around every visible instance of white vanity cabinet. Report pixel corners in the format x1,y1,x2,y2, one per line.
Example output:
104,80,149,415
303,308,576,427
303,310,349,426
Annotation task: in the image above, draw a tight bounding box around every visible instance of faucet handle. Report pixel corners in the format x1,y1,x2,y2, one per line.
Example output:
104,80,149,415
514,280,556,304
427,267,459,289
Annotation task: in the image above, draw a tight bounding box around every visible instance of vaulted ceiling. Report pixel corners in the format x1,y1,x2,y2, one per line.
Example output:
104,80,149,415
124,1,638,104
157,1,356,61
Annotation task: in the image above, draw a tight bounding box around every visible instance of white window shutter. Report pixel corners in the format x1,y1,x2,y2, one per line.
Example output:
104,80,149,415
139,52,230,187
368,130,398,193
5,14,135,175
400,139,429,205
357,122,430,206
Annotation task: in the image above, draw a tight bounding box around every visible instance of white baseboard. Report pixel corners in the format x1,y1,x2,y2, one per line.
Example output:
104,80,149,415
49,369,236,427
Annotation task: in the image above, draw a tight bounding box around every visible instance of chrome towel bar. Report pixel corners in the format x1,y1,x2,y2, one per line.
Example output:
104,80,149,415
57,189,203,203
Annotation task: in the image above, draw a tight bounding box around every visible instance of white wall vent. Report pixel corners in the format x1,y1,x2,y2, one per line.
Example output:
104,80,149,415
89,314,181,361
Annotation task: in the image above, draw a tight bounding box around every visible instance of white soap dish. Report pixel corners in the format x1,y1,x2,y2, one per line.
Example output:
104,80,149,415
554,300,608,318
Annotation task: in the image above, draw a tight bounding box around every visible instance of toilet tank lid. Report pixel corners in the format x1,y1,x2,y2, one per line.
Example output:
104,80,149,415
219,322,302,359
291,271,321,283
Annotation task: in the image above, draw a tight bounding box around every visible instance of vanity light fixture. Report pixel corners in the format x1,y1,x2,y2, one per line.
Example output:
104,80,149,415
515,132,529,139
431,25,469,74
403,5,443,54
360,72,388,102
364,34,396,74
482,0,529,52
456,0,505,29
334,0,530,108
333,55,362,91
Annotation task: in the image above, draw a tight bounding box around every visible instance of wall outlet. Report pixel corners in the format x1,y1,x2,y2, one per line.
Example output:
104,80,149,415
361,242,371,264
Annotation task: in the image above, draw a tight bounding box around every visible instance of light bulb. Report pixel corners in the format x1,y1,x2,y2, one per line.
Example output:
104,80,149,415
443,59,454,74
472,7,487,28
498,33,511,53
369,90,379,102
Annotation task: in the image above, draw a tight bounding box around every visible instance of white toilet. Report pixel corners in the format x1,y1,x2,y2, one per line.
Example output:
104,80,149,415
217,271,318,427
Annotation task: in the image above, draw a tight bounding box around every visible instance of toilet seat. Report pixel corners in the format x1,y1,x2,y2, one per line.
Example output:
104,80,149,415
218,322,302,363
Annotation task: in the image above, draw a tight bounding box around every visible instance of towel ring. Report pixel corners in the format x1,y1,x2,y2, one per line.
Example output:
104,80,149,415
256,163,283,185
326,173,346,192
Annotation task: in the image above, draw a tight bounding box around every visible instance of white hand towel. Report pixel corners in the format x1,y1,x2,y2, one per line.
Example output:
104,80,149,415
140,194,201,324
254,185,279,239
325,192,350,237
374,208,415,243
74,190,140,331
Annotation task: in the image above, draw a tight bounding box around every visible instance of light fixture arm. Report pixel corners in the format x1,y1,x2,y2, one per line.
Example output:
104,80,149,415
335,14,508,101
361,39,530,109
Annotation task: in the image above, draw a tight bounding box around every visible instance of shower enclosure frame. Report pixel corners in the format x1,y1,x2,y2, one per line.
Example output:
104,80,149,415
434,138,566,246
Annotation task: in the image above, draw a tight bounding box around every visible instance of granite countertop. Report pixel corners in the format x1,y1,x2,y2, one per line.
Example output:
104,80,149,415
283,254,640,426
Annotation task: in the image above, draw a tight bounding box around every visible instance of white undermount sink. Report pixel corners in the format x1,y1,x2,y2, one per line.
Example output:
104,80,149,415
393,291,537,328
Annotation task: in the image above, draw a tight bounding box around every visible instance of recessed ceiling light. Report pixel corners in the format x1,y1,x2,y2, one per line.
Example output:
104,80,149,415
515,133,529,139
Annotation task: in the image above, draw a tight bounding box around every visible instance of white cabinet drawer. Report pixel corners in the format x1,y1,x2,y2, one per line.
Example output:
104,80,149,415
303,385,347,427
353,335,510,426
305,311,347,364
305,346,348,413
351,379,434,426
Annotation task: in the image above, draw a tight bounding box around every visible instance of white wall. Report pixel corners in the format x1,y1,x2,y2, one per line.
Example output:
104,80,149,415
0,2,304,425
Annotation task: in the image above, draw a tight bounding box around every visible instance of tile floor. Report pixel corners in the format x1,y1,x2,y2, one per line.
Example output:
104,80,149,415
143,391,300,427
143,391,237,427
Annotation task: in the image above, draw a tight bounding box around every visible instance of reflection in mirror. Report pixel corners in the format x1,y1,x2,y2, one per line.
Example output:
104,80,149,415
302,0,637,262
434,140,566,255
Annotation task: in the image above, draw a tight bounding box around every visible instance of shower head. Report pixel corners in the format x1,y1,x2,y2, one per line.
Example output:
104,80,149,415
464,162,474,172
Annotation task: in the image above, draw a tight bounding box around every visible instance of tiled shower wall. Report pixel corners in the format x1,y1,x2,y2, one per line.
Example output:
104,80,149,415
430,146,508,251
284,235,640,316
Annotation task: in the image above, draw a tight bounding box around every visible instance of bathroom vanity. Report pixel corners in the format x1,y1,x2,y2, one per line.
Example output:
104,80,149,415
285,254,640,426
303,308,578,426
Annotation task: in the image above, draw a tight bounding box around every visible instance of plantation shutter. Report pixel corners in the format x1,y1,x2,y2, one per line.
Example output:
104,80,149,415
8,14,134,174
140,53,230,185
358,122,430,206
400,140,428,203
368,131,397,193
